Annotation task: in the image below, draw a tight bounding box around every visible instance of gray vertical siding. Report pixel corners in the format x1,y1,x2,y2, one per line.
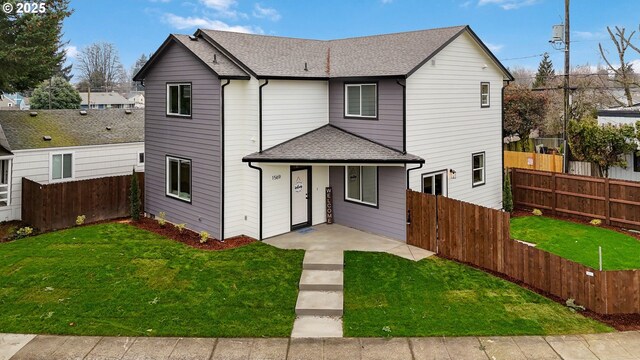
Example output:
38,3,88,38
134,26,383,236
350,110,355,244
144,41,221,237
329,79,404,151
329,166,406,241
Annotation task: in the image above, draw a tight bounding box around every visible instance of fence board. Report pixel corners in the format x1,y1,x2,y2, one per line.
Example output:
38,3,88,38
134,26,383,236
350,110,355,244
504,151,564,173
22,173,144,232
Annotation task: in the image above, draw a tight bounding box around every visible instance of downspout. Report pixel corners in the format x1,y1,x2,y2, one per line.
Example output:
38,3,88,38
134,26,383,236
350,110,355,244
248,162,263,241
221,79,231,241
406,163,423,189
258,79,269,152
501,81,509,205
396,80,407,154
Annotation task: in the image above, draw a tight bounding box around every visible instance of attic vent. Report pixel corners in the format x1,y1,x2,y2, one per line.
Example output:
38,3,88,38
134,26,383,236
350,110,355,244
43,135,52,141
124,109,132,114
30,111,37,117
189,35,197,41
106,126,112,131
304,62,308,71
79,110,87,115
213,54,217,63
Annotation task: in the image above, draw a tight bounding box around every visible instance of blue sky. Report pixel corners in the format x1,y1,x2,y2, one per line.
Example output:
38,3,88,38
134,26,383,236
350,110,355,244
62,0,640,79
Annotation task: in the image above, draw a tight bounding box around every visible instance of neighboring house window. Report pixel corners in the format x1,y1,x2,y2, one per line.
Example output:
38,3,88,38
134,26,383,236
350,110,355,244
166,156,191,202
51,153,73,181
345,166,377,206
166,83,192,116
481,82,490,108
472,152,486,187
138,152,145,165
422,170,447,196
634,152,640,172
345,83,377,118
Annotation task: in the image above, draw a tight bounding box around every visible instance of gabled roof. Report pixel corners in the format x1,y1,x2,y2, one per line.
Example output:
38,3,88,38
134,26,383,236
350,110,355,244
0,109,143,151
133,34,250,81
79,92,132,106
242,124,424,164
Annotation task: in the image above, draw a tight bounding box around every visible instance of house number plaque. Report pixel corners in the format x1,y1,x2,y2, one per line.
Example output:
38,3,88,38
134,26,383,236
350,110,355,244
326,187,333,224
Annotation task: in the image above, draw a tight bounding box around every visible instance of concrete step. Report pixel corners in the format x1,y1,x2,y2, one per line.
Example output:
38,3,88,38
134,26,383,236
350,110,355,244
291,316,343,338
303,250,343,270
295,291,343,316
299,270,343,291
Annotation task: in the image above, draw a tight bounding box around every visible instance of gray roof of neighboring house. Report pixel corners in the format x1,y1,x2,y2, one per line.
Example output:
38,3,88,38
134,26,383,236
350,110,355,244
597,104,640,118
79,92,133,106
0,109,143,151
242,124,424,164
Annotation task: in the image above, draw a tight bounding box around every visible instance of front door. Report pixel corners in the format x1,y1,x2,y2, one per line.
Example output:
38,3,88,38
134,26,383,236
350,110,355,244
291,167,311,229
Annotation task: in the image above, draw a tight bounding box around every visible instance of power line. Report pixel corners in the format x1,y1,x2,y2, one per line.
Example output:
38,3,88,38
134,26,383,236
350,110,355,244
500,53,546,61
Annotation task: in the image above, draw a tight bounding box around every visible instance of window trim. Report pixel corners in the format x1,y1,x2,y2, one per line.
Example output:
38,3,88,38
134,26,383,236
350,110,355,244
343,82,378,119
472,151,486,187
49,151,74,183
166,82,192,118
137,152,145,166
421,169,448,196
0,157,12,206
165,155,193,203
480,82,490,108
344,165,379,208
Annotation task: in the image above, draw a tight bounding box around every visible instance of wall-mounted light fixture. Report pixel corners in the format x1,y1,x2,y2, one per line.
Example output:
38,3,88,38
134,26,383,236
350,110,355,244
449,169,457,179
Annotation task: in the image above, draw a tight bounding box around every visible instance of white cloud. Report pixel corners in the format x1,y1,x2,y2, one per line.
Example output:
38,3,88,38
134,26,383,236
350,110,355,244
460,1,472,8
478,0,540,10
573,30,606,40
253,3,280,21
64,45,79,59
200,0,236,10
162,13,261,33
486,42,504,53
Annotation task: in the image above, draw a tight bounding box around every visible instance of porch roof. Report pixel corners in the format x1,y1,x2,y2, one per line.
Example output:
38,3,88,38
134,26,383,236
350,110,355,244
242,124,424,164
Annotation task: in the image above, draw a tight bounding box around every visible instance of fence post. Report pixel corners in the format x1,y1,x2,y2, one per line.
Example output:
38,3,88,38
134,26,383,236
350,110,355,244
604,177,610,226
551,172,557,216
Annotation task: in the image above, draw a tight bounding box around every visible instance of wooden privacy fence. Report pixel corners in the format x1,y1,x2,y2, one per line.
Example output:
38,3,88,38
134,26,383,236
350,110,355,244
504,151,563,173
511,168,640,231
22,172,144,232
406,190,640,315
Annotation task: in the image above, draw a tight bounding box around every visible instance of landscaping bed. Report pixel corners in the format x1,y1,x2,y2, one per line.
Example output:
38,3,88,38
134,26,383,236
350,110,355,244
0,223,303,337
343,252,612,337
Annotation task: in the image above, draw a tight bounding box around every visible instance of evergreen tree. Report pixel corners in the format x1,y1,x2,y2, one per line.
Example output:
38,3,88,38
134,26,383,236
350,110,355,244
503,170,514,213
533,53,554,89
30,76,81,109
130,54,148,91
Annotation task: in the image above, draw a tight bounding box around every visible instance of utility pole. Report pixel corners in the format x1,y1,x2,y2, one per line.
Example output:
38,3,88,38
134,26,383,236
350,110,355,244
562,0,570,173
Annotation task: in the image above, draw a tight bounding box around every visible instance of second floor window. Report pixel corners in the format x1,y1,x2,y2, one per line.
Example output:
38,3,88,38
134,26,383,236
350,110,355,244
167,83,191,116
345,83,376,118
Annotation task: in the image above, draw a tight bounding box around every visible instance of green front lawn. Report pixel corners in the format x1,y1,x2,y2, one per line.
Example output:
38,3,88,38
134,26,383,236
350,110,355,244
511,216,640,270
0,223,304,337
343,252,612,337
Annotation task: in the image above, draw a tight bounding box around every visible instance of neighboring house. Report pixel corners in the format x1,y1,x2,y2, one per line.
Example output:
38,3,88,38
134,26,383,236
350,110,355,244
597,106,640,181
128,91,145,109
0,93,30,110
0,109,144,222
133,25,513,242
80,92,134,109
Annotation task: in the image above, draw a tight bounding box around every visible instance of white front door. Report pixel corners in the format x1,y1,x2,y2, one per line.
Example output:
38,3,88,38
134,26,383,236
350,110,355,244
291,168,310,229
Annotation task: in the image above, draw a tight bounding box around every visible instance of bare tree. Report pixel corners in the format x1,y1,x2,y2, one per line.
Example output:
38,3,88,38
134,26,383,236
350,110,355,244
76,42,123,92
508,66,535,87
599,26,639,107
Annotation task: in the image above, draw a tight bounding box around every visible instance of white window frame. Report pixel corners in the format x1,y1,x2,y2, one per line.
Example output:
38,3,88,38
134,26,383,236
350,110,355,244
166,83,192,117
481,82,490,108
166,156,192,202
0,157,12,206
137,152,145,166
344,83,377,118
472,152,486,187
422,170,448,196
49,151,74,182
344,165,378,207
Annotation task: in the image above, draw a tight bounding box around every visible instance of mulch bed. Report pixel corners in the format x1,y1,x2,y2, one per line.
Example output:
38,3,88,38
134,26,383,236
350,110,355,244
129,217,255,250
0,221,25,243
512,209,640,242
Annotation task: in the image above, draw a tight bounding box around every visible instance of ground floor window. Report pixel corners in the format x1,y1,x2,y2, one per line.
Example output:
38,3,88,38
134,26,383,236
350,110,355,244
345,166,377,206
166,156,191,202
0,159,10,206
51,152,73,181
472,152,486,187
422,170,447,196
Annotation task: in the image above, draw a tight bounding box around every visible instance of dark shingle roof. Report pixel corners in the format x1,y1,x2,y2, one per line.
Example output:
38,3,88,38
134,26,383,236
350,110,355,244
242,125,424,164
172,34,249,79
0,109,143,151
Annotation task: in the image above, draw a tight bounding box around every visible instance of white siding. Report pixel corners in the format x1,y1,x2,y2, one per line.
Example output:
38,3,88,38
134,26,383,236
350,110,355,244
608,154,640,181
262,80,329,149
406,31,505,209
262,164,290,238
0,142,144,222
597,115,639,126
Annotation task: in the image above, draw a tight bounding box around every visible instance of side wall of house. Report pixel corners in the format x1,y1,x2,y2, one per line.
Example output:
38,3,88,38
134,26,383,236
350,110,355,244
329,79,404,151
608,153,640,181
406,31,505,209
329,165,406,241
144,41,222,237
2,142,144,222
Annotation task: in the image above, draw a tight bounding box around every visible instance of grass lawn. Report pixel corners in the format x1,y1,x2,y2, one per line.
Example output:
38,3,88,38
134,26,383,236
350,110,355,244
511,216,640,270
343,252,612,337
0,223,304,337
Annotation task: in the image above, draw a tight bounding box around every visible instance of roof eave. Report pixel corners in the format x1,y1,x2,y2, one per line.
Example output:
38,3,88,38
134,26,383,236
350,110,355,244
241,157,424,164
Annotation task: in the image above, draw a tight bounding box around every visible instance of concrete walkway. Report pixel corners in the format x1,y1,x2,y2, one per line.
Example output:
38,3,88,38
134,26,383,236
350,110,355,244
4,332,640,360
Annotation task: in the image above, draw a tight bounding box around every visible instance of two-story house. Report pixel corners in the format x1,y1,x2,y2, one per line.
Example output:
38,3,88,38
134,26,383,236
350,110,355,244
133,25,513,242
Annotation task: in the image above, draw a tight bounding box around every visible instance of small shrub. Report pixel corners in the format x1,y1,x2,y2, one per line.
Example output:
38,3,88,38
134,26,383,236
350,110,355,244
590,219,602,226
75,215,86,226
200,231,209,244
566,298,585,311
503,169,514,213
157,212,166,227
15,226,34,239
532,208,543,216
175,223,186,233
